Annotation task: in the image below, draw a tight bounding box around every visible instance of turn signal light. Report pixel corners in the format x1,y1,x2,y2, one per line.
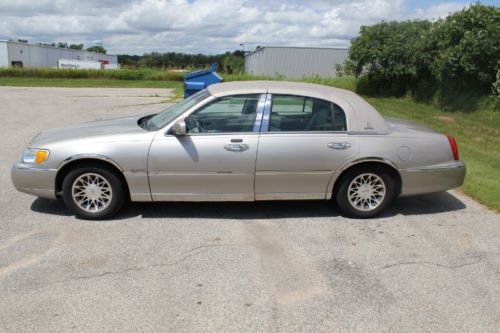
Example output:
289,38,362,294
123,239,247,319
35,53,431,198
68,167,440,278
35,150,49,164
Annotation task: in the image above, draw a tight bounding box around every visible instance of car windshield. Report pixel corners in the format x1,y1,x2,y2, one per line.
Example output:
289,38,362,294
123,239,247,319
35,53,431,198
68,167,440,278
144,90,210,131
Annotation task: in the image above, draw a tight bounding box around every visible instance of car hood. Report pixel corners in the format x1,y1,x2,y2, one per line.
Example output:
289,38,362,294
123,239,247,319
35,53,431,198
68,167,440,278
30,115,148,146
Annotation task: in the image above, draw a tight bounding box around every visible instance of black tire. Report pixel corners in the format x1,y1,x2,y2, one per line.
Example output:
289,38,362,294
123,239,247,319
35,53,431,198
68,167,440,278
62,166,126,220
335,166,396,218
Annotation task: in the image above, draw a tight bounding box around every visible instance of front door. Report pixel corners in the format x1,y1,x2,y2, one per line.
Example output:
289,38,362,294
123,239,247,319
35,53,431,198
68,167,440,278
148,94,264,201
255,94,359,200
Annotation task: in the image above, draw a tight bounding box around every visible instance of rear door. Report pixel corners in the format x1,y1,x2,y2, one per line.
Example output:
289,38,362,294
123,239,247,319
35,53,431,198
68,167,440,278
255,94,359,200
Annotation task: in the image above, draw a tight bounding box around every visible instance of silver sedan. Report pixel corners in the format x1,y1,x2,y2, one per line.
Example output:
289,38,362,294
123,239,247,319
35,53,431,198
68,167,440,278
11,81,466,219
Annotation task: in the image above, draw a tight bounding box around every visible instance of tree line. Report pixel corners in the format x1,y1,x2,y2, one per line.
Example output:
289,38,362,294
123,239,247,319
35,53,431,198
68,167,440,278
345,3,499,110
118,50,245,74
34,41,107,54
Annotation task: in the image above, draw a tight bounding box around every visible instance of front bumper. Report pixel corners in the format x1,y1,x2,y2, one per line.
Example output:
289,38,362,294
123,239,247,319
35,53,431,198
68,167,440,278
399,161,466,197
11,162,58,199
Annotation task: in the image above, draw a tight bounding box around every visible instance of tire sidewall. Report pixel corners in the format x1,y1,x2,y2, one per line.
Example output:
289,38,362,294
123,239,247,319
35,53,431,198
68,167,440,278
335,166,396,218
62,166,125,220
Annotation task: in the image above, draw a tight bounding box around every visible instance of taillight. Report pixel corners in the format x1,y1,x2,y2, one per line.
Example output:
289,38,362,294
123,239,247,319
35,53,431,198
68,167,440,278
447,136,459,161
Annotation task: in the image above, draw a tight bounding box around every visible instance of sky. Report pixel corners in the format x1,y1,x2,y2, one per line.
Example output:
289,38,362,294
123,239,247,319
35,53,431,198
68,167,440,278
0,0,497,55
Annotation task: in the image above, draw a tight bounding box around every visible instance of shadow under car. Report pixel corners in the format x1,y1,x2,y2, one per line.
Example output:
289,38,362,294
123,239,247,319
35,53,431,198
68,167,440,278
30,191,466,220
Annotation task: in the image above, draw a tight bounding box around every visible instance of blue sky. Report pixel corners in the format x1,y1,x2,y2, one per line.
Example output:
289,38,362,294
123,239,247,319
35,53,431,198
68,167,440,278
0,0,497,54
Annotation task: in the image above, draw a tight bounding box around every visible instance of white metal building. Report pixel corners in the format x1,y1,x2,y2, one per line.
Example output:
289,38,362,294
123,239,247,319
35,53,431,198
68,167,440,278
0,40,118,69
245,46,348,78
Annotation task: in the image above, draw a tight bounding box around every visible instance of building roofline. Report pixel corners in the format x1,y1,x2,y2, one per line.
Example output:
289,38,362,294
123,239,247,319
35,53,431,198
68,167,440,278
0,40,116,57
245,46,349,57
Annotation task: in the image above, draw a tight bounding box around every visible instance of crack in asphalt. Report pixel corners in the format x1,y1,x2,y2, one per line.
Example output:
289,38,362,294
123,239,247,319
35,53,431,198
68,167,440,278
379,255,484,270
68,243,231,282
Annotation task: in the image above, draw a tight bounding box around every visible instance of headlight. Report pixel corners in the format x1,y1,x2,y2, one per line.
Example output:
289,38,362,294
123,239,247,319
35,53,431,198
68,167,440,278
22,149,50,164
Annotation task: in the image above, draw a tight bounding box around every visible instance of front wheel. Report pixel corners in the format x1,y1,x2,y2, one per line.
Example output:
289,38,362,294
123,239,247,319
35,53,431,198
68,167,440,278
62,166,126,220
335,167,396,218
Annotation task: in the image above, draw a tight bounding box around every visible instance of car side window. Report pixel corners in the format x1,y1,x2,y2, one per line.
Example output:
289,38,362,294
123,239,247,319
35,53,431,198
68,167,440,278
185,95,259,133
269,95,347,132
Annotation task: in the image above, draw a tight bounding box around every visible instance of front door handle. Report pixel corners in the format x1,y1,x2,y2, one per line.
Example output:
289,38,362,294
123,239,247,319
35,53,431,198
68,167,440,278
224,144,249,152
328,142,351,150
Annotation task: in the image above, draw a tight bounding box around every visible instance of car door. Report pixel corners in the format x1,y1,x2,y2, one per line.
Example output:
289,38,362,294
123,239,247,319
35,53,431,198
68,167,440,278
148,94,265,201
255,94,359,200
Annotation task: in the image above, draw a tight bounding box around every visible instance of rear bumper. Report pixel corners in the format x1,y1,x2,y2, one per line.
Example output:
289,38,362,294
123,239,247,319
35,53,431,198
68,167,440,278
399,161,466,197
11,162,57,199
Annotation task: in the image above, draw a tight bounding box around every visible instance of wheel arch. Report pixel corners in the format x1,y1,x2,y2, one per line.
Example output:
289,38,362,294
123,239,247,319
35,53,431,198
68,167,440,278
55,155,130,199
328,158,402,199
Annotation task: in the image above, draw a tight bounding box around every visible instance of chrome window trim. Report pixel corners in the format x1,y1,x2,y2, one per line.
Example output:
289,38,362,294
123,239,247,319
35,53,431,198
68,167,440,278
253,94,267,132
260,93,272,133
257,131,349,135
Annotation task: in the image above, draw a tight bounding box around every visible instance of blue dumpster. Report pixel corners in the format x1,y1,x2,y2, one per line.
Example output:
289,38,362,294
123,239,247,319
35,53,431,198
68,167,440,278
183,63,223,98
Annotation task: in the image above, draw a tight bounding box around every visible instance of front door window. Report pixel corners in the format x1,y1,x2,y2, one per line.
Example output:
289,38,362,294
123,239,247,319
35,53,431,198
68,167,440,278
185,95,260,133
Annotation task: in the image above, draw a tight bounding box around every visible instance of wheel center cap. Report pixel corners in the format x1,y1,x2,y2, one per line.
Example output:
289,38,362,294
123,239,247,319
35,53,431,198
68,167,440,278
358,184,373,199
85,184,101,200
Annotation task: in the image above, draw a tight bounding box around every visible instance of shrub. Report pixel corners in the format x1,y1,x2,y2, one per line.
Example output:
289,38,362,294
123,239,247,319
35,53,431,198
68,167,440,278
348,3,500,111
348,20,432,97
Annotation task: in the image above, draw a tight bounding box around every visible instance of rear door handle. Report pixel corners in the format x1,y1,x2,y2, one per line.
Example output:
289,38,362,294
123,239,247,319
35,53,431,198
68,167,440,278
328,142,351,150
224,144,249,152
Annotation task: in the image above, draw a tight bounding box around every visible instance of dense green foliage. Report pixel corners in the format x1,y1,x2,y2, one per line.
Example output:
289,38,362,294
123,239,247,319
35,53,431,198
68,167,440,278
222,54,245,74
32,41,102,52
348,3,500,110
348,20,432,96
86,46,107,54
118,50,245,70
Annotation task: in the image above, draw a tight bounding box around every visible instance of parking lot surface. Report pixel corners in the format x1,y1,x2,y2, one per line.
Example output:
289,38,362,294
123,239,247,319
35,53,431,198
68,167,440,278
0,87,499,332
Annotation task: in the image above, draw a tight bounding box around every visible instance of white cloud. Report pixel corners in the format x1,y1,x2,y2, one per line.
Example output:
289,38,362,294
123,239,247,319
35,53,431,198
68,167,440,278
412,2,468,20
0,0,471,54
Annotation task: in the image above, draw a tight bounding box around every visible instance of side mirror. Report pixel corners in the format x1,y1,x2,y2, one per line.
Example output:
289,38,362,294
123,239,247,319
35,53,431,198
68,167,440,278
171,120,187,136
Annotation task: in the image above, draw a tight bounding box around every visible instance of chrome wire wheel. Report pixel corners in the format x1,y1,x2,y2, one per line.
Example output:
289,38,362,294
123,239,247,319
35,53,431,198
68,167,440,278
71,173,113,213
347,173,386,212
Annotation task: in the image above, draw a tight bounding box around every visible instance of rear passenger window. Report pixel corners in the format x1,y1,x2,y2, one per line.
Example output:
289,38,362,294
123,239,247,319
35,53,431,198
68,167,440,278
269,95,347,132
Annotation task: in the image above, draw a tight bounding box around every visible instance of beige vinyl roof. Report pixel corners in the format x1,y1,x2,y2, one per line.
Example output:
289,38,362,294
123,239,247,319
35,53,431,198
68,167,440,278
207,81,390,134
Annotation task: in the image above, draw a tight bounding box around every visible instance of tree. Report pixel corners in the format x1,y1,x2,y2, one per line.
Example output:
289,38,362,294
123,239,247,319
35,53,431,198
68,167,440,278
348,20,432,96
347,3,500,110
422,3,500,108
222,51,245,74
69,44,84,50
57,42,68,48
86,46,107,54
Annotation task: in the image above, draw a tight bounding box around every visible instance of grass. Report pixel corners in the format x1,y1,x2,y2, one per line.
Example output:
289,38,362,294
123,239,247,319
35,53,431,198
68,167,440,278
0,69,497,211
0,77,181,88
0,67,184,81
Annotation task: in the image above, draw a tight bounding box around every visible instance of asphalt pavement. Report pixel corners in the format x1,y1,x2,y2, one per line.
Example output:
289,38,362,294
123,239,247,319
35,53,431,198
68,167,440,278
0,87,498,332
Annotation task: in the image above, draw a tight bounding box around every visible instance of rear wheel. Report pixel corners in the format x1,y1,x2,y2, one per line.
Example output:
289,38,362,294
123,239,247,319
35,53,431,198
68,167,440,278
62,166,126,220
335,166,396,218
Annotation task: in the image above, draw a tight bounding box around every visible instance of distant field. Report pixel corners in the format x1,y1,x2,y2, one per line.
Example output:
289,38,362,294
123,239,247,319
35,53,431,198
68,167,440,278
0,67,184,81
0,69,497,212
0,77,181,88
